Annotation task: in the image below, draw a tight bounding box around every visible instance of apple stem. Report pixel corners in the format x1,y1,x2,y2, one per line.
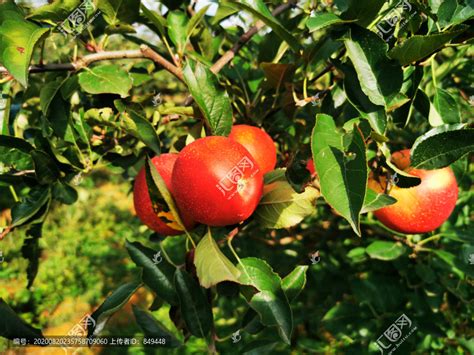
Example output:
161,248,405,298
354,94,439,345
227,232,242,266
159,243,177,267
185,231,197,249
417,234,442,247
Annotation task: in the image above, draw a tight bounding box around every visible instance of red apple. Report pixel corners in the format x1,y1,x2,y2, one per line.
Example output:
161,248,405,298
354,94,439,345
133,154,196,235
368,149,458,234
171,136,264,226
228,124,277,174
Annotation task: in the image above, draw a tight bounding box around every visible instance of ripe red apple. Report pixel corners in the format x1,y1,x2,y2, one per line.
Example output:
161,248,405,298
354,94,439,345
133,154,196,235
368,149,458,234
171,136,264,226
228,124,277,174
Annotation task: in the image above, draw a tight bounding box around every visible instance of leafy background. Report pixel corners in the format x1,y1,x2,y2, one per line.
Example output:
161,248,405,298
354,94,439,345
0,0,473,354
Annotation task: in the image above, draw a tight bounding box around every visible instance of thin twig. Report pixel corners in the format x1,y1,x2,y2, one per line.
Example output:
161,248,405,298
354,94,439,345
183,0,296,105
0,46,184,81
210,1,297,74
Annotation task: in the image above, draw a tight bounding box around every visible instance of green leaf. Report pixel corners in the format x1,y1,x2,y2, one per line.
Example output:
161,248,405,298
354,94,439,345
340,0,385,27
306,13,353,32
186,5,210,41
237,257,281,293
433,250,464,278
123,110,161,154
281,266,308,303
87,281,142,337
31,150,60,185
0,135,34,172
40,76,69,115
242,340,279,355
98,0,140,26
21,224,42,288
347,247,367,263
140,4,167,37
225,0,301,53
167,10,188,54
78,65,132,98
250,290,293,344
0,2,49,86
145,156,187,232
125,240,177,305
174,269,213,338
432,88,461,125
27,0,81,22
254,180,318,229
132,305,182,348
0,135,33,153
411,124,474,169
366,241,406,261
52,181,78,205
194,230,241,288
340,63,387,134
237,258,293,345
11,186,51,228
361,188,397,214
182,61,233,136
344,27,403,108
211,5,238,25
47,94,75,142
389,26,468,66
311,114,367,236
0,298,45,341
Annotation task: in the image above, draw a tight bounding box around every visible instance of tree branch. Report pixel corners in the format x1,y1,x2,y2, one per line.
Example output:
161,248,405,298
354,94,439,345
182,0,296,105
210,1,296,74
0,45,184,82
0,2,294,90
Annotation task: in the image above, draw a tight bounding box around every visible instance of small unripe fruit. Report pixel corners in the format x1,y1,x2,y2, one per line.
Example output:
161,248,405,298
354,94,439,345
133,154,196,235
368,149,458,234
171,136,264,226
228,124,277,175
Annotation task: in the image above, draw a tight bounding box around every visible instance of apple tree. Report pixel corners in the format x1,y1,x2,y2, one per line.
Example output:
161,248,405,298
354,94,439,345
0,0,473,353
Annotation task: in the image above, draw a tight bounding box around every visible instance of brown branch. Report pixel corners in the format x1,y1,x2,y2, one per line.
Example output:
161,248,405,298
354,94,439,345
139,45,183,81
0,2,294,98
210,1,296,75
0,46,184,82
183,0,296,105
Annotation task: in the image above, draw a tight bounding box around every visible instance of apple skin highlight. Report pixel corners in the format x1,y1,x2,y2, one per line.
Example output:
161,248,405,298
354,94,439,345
368,149,458,234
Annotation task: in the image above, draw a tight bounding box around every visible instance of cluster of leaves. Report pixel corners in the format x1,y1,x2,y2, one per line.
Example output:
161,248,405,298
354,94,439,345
0,0,473,353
